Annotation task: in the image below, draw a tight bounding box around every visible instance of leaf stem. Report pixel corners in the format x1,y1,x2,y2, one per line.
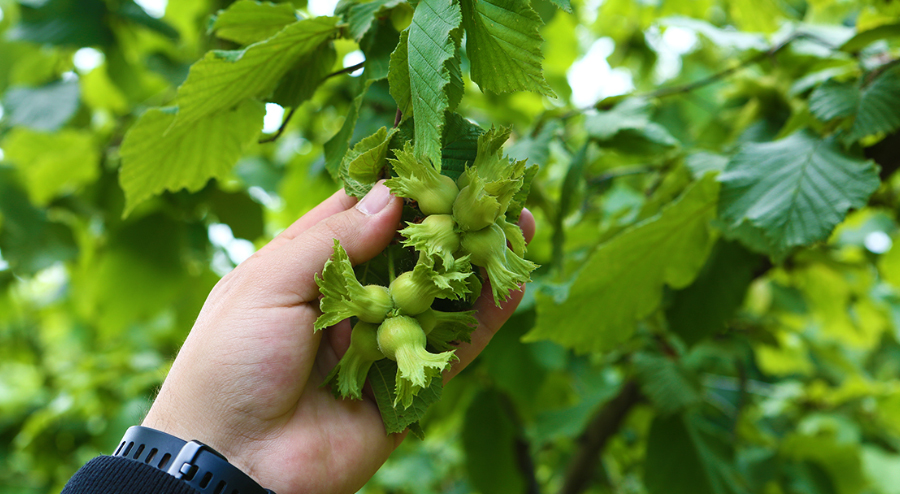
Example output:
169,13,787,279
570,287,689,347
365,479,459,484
259,106,297,144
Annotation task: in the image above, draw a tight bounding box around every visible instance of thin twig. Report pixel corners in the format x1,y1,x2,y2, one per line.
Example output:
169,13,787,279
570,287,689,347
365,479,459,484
393,108,402,127
259,62,367,143
326,61,365,79
259,106,298,144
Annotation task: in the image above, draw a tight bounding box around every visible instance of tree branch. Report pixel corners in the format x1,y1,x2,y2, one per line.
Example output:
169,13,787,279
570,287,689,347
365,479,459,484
558,381,643,494
640,32,829,101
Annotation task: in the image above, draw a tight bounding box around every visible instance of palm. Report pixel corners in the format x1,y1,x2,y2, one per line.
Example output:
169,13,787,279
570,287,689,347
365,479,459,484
142,189,534,494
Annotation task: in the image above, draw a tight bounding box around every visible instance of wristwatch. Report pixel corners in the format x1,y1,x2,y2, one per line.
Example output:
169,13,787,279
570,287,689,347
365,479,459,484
113,426,275,494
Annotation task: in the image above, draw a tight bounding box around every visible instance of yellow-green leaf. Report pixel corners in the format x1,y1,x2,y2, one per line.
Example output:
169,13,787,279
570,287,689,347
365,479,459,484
119,100,265,216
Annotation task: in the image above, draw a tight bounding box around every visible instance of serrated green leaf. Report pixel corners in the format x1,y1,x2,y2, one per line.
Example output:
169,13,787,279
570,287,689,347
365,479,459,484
810,68,900,143
2,128,99,206
525,175,719,353
848,67,900,141
340,127,397,198
173,16,338,130
2,80,80,131
347,0,403,41
809,79,858,122
460,0,554,96
440,112,485,179
119,101,265,216
406,0,462,166
718,130,880,259
644,412,749,494
368,358,442,436
212,0,299,45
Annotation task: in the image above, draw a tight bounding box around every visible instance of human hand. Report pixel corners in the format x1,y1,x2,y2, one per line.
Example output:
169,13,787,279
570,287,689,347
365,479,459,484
141,181,536,494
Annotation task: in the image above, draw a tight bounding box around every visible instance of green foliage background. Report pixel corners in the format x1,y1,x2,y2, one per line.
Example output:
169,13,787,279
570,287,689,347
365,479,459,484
5,0,900,493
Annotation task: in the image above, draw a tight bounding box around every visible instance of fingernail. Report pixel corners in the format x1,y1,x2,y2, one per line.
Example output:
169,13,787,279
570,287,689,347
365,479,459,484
356,181,392,215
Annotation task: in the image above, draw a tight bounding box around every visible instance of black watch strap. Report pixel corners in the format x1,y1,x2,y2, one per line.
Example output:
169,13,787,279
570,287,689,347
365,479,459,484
113,426,275,494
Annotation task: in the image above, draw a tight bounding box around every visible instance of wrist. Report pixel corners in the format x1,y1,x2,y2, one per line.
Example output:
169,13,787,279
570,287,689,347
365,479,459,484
114,425,274,494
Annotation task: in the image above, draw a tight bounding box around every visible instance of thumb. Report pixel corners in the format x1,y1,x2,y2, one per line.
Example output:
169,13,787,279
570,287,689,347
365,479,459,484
251,181,403,304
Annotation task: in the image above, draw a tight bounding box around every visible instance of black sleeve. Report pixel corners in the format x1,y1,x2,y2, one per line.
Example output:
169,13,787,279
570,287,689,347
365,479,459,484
61,456,201,494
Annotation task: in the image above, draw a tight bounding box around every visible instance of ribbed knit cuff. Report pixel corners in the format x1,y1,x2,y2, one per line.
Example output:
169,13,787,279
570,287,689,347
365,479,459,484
61,456,201,494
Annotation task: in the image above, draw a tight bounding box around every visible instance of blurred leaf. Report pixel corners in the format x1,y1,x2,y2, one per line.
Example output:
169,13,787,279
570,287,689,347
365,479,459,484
324,80,374,179
75,214,196,335
526,175,719,353
633,352,701,415
809,79,858,122
7,0,113,46
2,128,99,205
718,130,880,259
460,0,554,96
211,0,299,45
531,365,621,444
0,168,77,274
781,429,867,494
2,80,80,131
685,152,729,179
462,389,526,494
810,68,900,142
480,309,545,405
358,17,400,82
208,189,265,240
841,23,900,52
347,0,403,41
644,412,749,494
81,66,129,114
114,1,180,40
586,98,679,155
666,240,761,347
119,101,265,216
